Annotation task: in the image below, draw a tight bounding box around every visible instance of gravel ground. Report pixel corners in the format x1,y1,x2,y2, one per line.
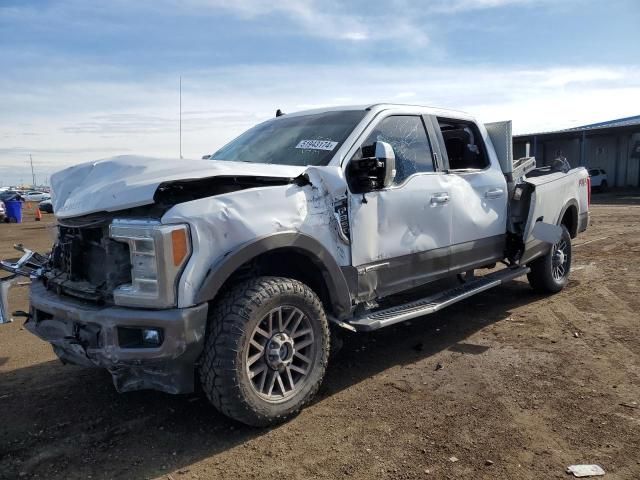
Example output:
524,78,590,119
1,192,639,480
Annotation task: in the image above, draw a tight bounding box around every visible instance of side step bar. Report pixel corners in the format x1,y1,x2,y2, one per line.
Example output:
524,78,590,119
348,266,530,331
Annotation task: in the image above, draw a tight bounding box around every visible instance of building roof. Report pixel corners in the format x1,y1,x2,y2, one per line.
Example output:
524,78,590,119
565,114,640,131
516,114,640,138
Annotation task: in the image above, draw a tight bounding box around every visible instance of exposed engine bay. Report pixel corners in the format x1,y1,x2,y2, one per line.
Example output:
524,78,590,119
44,225,131,303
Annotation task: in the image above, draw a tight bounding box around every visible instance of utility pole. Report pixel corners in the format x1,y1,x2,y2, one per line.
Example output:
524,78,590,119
179,76,183,159
30,154,36,187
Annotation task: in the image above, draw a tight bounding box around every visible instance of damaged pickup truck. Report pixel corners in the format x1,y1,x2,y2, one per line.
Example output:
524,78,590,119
0,104,590,426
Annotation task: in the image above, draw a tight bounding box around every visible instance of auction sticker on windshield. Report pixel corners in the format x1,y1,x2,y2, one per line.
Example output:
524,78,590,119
296,140,338,151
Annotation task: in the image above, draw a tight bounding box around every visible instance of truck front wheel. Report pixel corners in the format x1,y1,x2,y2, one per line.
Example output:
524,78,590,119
527,225,572,293
199,276,330,427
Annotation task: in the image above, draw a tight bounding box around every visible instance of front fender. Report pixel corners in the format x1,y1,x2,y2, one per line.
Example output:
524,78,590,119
193,231,353,318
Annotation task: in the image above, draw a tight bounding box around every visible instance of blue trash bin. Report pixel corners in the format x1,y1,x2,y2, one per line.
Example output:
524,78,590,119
5,200,23,223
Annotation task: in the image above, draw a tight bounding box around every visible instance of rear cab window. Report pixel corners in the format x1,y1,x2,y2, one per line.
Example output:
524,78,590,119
437,117,490,171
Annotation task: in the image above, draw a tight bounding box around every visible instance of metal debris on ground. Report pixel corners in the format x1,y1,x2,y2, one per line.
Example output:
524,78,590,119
566,464,605,477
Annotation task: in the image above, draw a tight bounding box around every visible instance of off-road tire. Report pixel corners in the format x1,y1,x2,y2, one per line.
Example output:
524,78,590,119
527,225,572,293
199,276,330,427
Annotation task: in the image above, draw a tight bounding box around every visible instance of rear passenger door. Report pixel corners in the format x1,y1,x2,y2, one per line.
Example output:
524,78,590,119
347,113,453,300
429,116,508,272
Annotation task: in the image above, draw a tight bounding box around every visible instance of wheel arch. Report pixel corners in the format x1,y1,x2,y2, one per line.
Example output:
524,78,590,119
557,199,579,238
194,232,353,319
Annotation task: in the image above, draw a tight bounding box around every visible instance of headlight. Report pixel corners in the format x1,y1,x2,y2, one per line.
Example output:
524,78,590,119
109,219,191,308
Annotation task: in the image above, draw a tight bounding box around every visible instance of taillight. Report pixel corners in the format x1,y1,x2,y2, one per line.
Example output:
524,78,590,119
587,176,591,207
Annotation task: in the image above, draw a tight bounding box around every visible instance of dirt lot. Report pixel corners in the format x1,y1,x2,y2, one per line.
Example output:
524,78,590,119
1,193,639,480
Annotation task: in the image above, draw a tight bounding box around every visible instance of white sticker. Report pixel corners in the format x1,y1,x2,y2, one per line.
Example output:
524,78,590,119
295,139,338,151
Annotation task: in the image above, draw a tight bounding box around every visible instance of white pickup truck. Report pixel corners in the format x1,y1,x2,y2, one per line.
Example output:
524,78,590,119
0,104,590,426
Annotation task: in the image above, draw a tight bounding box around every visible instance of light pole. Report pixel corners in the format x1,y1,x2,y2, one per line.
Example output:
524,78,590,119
30,154,36,187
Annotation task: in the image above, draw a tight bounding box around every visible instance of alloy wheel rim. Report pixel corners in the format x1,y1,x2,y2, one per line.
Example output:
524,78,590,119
245,306,315,402
551,238,569,281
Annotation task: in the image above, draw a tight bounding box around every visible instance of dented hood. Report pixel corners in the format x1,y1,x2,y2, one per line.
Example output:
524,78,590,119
51,155,306,219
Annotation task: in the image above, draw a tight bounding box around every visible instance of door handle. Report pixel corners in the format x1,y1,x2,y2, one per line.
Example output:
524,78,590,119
431,192,450,205
485,188,504,199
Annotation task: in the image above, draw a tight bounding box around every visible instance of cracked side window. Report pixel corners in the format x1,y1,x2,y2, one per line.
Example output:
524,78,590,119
363,116,434,185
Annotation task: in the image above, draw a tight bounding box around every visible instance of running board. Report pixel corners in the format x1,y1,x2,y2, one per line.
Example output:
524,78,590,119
348,266,530,331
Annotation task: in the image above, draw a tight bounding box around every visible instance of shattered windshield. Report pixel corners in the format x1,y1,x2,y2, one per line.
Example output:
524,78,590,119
210,110,366,166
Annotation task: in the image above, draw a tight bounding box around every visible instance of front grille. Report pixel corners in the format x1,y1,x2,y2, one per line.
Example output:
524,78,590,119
44,225,131,303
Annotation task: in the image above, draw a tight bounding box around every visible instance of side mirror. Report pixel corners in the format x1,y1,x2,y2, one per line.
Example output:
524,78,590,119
374,141,396,188
201,154,211,160
347,141,396,193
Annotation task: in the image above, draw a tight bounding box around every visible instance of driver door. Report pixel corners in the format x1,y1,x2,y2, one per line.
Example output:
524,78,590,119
347,114,453,300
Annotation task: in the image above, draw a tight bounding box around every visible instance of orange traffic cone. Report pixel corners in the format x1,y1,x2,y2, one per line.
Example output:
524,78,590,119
35,208,42,221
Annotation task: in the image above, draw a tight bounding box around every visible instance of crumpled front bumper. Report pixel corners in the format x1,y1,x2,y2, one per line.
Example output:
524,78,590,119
27,281,208,394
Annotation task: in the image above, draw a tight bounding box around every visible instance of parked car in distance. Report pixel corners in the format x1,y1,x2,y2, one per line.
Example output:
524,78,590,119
39,199,53,213
589,168,608,191
0,201,5,222
23,191,51,202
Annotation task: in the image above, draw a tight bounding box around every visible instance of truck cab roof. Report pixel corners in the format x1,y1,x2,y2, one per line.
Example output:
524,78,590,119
283,103,475,122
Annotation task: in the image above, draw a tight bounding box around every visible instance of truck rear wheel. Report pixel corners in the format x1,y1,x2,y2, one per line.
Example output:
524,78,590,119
199,276,330,427
527,225,572,293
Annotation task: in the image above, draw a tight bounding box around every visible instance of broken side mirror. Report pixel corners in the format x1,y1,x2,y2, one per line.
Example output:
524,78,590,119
375,141,397,188
347,141,396,193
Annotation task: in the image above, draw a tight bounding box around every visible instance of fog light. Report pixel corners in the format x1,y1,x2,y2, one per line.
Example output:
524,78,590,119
117,327,164,348
142,328,162,346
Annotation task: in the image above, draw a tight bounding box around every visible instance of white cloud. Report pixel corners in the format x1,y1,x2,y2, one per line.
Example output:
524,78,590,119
171,0,567,48
537,67,624,88
179,0,429,45
393,91,418,99
429,0,553,13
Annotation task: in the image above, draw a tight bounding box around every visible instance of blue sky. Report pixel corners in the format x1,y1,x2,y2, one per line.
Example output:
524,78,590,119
1,0,639,186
